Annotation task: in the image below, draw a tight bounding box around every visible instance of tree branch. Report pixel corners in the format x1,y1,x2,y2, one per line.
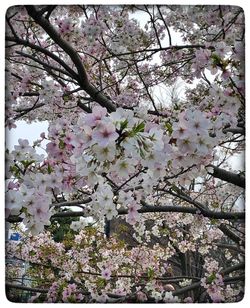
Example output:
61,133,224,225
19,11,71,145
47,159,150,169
6,36,78,80
216,243,244,253
77,99,92,113
15,51,74,78
157,5,172,46
173,261,244,296
219,224,244,245
133,61,159,115
6,283,48,293
7,198,245,223
50,198,92,208
104,44,207,60
207,165,245,188
139,202,245,220
223,127,245,135
25,5,116,112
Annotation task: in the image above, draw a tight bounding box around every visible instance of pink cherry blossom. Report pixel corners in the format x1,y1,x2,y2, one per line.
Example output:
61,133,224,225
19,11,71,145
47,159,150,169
92,121,119,147
101,268,112,280
5,4,245,304
84,106,107,127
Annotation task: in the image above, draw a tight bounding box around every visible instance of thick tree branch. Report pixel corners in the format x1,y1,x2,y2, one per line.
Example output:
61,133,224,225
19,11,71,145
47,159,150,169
223,127,245,135
38,5,57,19
207,165,245,188
7,197,245,223
140,202,245,220
165,187,241,219
25,5,116,112
25,6,87,83
219,224,244,245
216,243,244,253
77,100,92,113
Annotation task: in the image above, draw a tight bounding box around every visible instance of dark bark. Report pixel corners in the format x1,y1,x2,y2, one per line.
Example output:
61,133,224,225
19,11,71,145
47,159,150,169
219,224,244,245
25,6,116,112
7,202,245,223
223,127,245,135
207,165,245,188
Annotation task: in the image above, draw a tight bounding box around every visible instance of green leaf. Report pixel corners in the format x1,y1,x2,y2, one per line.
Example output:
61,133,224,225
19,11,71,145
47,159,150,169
139,148,145,159
96,277,106,287
63,95,70,102
47,163,53,174
59,139,65,149
116,20,123,28
29,251,36,257
165,122,173,134
120,119,128,131
128,122,145,138
207,272,216,284
170,185,179,193
211,53,221,65
134,122,145,134
10,165,20,177
147,267,155,280
20,160,35,169
210,218,217,225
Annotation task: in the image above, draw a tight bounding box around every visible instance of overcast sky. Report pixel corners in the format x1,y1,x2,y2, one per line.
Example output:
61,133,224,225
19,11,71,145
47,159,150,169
6,120,49,155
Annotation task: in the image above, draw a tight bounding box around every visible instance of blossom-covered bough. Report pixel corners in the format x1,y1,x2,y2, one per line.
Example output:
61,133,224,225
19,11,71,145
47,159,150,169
5,5,245,303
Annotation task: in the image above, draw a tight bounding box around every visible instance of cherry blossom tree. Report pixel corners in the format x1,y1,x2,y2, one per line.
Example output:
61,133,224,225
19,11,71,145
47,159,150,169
5,5,245,303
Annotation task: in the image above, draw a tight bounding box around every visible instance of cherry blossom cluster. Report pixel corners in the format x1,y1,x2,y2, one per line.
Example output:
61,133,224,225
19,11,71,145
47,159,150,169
6,225,244,303
199,256,242,303
6,103,221,234
200,257,225,302
5,4,244,303
6,229,179,302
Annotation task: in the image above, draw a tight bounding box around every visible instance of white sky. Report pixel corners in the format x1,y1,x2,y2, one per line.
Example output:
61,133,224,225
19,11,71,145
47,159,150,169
6,120,49,155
